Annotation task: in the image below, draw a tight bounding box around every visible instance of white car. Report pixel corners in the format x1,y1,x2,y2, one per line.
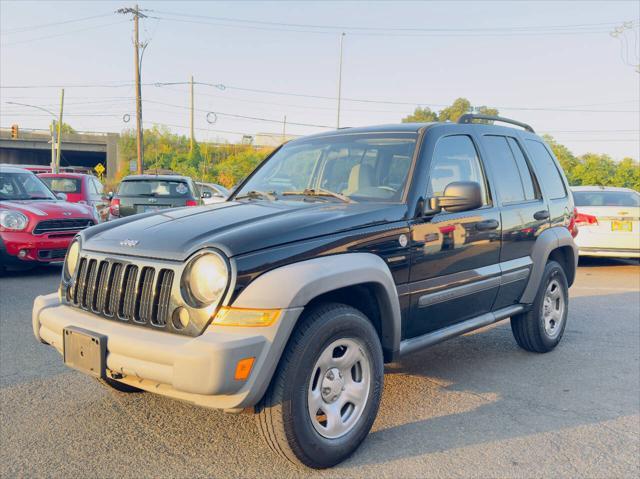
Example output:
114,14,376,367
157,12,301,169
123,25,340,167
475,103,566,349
196,182,229,205
572,186,640,258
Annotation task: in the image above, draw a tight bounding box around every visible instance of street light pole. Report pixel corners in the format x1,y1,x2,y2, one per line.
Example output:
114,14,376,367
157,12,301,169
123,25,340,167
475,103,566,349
5,100,58,171
336,32,346,129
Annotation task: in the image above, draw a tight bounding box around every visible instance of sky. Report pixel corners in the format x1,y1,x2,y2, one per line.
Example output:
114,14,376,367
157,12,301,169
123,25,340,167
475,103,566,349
1,0,639,160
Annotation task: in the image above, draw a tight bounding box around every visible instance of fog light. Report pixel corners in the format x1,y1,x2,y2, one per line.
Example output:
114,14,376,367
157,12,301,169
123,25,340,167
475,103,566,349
234,357,255,381
172,307,190,329
18,249,28,258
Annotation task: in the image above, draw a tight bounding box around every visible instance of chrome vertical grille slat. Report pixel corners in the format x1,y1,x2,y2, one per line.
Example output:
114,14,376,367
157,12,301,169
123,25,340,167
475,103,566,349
121,265,139,320
84,259,98,310
105,263,123,317
153,269,174,326
94,261,110,313
69,255,175,330
136,267,155,323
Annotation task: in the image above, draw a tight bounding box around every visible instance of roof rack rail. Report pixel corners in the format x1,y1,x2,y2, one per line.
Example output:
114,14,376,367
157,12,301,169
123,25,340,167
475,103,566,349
457,114,535,133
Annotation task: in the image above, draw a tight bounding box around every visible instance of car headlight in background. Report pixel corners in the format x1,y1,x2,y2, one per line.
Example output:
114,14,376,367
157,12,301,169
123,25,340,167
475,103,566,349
63,239,81,281
0,211,28,231
183,251,229,306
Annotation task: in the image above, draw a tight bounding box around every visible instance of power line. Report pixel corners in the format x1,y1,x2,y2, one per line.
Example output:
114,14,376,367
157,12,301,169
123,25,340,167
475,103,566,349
1,12,113,35
153,10,628,34
0,20,128,46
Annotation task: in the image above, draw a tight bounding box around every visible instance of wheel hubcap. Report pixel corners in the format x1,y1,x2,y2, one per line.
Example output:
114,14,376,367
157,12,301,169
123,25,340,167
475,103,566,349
307,338,371,439
543,279,565,338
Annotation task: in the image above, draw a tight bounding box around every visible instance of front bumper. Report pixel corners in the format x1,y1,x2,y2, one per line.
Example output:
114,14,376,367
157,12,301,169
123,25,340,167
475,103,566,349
1,231,74,264
33,293,302,410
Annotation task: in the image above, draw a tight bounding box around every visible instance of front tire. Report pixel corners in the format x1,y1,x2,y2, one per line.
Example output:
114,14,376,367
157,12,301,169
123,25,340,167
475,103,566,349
256,303,384,469
511,260,569,353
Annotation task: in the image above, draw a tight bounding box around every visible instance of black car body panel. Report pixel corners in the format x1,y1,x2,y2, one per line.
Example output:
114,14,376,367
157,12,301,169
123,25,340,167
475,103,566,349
76,121,576,343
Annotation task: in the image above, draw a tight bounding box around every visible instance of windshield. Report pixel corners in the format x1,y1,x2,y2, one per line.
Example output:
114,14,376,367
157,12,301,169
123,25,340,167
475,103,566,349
118,179,193,197
573,190,639,207
0,171,57,201
235,132,418,203
40,177,81,194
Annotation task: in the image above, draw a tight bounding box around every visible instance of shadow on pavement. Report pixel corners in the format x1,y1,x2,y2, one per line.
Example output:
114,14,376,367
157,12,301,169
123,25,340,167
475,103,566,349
339,291,639,468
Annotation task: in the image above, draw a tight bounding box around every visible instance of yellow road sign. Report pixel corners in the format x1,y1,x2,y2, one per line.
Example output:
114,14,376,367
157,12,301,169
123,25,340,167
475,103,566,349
94,163,105,175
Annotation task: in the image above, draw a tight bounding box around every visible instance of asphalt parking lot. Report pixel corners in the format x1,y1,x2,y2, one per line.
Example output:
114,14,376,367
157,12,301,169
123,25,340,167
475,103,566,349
1,258,639,478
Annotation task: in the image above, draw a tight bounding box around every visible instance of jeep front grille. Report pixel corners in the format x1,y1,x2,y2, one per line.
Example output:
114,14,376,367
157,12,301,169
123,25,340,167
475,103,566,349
69,257,175,327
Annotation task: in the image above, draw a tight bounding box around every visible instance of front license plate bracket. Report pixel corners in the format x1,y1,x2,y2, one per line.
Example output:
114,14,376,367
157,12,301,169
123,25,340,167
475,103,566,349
63,326,107,379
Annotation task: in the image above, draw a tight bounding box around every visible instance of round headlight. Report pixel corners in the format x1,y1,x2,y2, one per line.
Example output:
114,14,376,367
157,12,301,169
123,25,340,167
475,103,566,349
0,211,28,231
64,240,81,281
185,252,228,305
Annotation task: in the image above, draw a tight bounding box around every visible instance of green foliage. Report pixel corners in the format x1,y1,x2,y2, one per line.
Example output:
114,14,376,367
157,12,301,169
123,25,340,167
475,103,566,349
544,135,638,190
401,107,438,123
117,125,272,187
402,98,500,124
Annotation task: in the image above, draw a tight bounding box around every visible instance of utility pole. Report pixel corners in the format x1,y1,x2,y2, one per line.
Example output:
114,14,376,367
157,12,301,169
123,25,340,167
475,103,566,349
117,5,147,173
55,89,64,174
50,120,56,172
190,75,195,153
336,32,345,129
282,115,287,143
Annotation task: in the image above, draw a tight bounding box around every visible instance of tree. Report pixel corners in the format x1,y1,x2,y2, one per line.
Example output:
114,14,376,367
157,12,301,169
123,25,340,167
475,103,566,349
438,98,472,122
401,106,438,123
401,98,499,124
612,157,640,190
571,153,617,186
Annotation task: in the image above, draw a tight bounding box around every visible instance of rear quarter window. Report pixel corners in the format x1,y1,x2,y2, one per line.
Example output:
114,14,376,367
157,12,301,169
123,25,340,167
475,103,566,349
525,140,567,199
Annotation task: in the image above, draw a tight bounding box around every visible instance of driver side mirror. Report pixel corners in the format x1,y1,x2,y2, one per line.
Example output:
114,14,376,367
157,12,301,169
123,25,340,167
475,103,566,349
427,181,482,214
55,192,67,201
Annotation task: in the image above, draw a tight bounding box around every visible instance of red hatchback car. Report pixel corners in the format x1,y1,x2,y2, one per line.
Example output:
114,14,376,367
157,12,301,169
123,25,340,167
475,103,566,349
0,166,97,270
38,173,109,222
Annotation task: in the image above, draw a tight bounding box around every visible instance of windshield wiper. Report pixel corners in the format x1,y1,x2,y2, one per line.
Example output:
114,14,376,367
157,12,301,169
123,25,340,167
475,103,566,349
235,190,278,201
282,188,354,203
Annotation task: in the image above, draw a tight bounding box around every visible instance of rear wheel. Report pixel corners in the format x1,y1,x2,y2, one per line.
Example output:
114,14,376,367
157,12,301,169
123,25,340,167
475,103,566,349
256,303,384,469
511,260,569,353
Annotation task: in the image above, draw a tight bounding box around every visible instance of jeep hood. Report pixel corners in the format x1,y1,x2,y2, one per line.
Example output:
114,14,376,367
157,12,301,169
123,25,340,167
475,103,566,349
82,200,407,260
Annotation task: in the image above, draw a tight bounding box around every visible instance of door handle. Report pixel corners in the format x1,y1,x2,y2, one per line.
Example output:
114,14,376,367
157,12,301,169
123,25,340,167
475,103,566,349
476,219,499,231
534,210,550,221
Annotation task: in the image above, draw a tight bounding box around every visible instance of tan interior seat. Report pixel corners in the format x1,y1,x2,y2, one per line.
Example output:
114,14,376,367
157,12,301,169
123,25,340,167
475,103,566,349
344,164,375,195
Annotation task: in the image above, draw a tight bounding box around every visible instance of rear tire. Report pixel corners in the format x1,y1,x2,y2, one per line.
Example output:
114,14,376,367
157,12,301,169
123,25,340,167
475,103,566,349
255,303,384,469
98,377,144,393
511,260,569,353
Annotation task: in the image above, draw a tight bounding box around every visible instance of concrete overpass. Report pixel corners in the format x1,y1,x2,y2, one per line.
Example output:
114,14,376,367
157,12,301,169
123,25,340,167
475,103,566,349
0,128,119,180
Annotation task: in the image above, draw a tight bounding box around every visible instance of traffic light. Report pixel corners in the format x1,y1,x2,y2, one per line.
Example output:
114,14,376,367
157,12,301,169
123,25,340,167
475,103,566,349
10,124,19,139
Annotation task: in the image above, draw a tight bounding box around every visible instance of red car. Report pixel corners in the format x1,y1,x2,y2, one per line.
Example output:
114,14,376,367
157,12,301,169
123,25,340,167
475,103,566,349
0,165,97,270
38,172,110,222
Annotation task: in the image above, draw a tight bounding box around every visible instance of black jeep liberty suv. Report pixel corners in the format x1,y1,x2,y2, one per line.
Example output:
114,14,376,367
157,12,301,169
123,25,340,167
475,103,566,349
33,115,578,468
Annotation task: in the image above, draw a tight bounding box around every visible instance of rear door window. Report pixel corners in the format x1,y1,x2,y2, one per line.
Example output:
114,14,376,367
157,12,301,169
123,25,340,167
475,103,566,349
525,140,567,199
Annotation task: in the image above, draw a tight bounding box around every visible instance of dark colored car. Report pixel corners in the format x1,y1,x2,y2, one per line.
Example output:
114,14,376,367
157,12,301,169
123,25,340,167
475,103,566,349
38,173,110,222
108,174,200,219
33,116,577,468
0,166,96,270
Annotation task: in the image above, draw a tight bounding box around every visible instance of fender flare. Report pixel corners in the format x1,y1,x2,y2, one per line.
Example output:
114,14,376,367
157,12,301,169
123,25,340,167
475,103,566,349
521,226,578,304
232,252,403,357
